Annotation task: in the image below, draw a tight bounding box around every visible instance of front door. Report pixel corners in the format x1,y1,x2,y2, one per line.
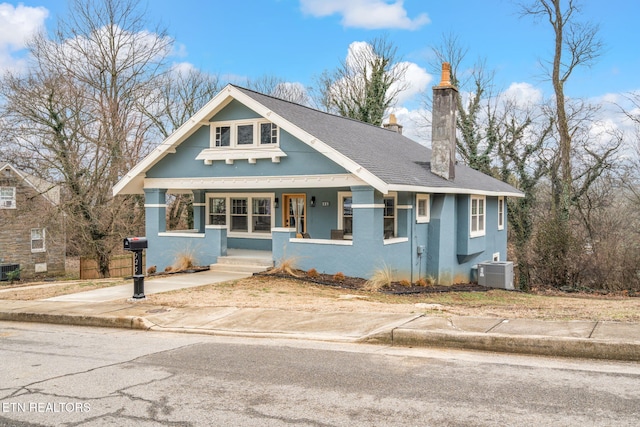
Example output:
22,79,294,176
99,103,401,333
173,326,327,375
283,194,306,234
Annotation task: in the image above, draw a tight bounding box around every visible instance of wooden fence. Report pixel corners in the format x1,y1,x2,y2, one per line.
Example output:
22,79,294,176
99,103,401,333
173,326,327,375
79,253,145,280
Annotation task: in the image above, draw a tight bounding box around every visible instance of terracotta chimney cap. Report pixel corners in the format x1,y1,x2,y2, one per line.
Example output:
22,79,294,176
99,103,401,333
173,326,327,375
389,113,397,124
438,62,453,88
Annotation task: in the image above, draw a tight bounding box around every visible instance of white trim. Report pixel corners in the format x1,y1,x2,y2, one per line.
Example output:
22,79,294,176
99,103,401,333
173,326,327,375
383,192,398,238
31,228,46,253
144,204,167,208
272,227,297,233
228,232,272,240
383,237,409,245
389,183,524,198
290,238,353,246
205,192,275,236
352,204,385,209
144,174,365,191
337,191,353,236
470,195,486,238
205,224,227,230
113,84,389,196
158,231,205,238
416,194,430,223
196,147,286,164
397,205,412,210
193,203,206,207
498,196,505,230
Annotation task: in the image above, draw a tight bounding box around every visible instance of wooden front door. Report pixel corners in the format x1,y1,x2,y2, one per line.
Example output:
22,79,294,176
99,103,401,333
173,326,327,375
283,194,306,234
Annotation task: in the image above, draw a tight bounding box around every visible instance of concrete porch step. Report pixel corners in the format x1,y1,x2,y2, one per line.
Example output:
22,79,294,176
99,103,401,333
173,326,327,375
210,250,273,275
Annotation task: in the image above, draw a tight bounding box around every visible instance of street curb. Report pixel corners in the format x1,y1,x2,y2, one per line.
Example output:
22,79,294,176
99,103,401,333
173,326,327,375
391,328,640,361
0,311,153,330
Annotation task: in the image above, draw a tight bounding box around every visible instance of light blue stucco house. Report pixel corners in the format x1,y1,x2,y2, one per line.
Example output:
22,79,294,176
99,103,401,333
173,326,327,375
113,73,523,285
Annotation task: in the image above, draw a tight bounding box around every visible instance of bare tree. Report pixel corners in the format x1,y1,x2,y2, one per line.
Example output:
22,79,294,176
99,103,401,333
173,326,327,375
0,0,171,276
425,34,499,175
519,0,603,219
140,67,222,232
314,35,409,126
246,75,310,105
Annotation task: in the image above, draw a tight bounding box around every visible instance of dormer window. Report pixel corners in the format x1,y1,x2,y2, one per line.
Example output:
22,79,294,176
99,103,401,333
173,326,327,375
210,120,279,148
215,126,231,147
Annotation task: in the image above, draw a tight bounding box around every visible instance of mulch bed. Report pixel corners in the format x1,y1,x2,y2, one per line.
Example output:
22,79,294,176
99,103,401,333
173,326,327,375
255,270,488,294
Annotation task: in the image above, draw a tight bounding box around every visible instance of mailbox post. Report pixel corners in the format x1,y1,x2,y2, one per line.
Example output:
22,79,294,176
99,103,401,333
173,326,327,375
123,237,147,299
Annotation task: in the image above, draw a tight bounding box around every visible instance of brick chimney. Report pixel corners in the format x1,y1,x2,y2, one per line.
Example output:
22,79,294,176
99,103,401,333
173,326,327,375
383,113,403,134
431,63,458,180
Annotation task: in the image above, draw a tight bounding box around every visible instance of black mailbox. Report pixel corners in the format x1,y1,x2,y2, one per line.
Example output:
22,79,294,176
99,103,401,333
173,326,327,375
123,237,147,251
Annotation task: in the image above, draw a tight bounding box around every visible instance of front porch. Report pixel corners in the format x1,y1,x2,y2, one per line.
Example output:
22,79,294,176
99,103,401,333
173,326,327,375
143,186,423,281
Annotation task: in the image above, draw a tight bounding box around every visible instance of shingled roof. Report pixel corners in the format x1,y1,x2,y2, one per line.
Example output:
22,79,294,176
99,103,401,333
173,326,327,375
113,84,523,197
233,86,523,197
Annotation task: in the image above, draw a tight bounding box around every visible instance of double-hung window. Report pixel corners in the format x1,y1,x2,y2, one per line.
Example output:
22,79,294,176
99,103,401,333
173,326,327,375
498,197,505,230
470,195,486,237
416,194,430,223
0,187,16,209
230,198,248,232
207,194,274,236
383,196,396,238
338,192,353,237
252,198,272,233
31,228,45,252
208,198,226,225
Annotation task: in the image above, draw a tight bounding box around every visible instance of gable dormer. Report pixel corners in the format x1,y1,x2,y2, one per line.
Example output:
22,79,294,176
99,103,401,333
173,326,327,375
195,99,286,166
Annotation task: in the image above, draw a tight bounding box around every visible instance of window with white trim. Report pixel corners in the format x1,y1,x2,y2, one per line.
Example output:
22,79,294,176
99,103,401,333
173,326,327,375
31,228,45,252
470,195,486,237
0,187,16,209
498,197,505,230
208,197,226,225
206,193,274,236
230,198,248,231
416,194,430,223
338,192,353,237
210,120,279,148
383,195,396,238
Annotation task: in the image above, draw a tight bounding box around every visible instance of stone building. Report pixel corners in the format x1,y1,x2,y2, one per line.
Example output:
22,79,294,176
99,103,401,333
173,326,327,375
0,163,66,280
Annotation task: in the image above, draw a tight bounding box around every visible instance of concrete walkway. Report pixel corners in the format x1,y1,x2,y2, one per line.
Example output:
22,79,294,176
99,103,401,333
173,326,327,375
1,270,639,361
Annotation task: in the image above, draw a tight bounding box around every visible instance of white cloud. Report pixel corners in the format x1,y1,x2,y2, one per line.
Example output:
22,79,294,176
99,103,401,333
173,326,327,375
502,82,543,107
300,0,429,30
393,61,432,106
0,3,48,72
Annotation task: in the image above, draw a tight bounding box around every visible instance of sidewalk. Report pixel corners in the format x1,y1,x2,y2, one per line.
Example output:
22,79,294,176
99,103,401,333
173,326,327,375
1,271,639,361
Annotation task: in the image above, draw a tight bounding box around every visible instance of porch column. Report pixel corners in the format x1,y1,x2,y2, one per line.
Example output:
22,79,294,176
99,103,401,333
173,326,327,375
193,190,206,233
351,186,383,246
144,188,167,234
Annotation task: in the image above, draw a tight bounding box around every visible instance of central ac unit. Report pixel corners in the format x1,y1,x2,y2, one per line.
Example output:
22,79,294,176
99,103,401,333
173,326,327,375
478,261,514,290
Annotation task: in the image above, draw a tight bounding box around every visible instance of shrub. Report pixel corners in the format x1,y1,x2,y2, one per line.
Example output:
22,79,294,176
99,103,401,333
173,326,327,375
333,272,345,282
399,279,411,287
172,251,195,271
269,256,300,277
306,268,319,278
365,265,393,291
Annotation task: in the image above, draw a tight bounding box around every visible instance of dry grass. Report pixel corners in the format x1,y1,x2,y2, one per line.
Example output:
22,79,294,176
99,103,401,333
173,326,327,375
0,279,125,300
3,273,640,322
365,265,394,291
141,275,640,322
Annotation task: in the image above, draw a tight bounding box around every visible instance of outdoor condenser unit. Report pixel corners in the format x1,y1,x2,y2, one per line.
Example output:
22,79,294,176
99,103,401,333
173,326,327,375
478,261,514,290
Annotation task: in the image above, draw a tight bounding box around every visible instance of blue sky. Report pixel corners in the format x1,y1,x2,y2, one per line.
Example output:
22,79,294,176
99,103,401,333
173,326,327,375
1,0,639,142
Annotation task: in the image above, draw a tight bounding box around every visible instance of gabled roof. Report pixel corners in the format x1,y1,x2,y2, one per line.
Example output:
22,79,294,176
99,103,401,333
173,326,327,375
1,163,60,205
113,84,524,197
